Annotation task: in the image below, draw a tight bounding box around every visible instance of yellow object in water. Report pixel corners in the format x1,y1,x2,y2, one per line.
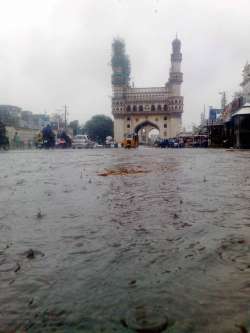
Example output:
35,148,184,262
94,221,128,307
35,131,43,146
121,133,139,148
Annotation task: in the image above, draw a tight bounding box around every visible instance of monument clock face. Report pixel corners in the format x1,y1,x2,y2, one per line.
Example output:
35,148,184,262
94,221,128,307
111,37,184,143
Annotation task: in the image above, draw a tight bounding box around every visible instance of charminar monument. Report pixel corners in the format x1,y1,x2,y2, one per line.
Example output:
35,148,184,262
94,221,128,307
111,37,184,143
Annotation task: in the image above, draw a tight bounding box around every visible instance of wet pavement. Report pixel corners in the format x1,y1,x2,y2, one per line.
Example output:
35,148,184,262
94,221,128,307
0,148,250,333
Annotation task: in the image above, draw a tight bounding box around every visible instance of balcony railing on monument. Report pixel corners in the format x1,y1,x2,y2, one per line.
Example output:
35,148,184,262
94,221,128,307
112,109,183,115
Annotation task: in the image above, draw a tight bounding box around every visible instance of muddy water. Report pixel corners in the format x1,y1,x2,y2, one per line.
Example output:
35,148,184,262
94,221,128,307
0,148,250,332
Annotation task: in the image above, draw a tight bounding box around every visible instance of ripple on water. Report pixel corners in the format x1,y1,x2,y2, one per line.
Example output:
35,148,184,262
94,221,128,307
217,236,250,271
0,260,16,273
124,304,169,332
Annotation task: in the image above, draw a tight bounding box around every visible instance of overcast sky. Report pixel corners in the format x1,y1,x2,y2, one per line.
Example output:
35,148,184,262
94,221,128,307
0,0,250,128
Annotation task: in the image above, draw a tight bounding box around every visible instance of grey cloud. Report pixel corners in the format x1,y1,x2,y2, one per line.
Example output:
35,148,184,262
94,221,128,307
0,0,250,127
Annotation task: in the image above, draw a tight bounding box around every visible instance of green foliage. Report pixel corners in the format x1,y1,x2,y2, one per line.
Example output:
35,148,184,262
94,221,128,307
111,38,130,86
83,115,114,144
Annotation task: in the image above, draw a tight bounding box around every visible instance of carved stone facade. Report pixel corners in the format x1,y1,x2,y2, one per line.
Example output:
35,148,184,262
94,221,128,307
112,37,184,142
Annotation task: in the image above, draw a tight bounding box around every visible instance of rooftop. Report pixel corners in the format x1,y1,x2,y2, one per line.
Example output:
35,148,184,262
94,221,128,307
232,103,250,117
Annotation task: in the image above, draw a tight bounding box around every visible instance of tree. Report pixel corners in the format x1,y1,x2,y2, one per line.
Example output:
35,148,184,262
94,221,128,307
69,120,79,136
50,113,64,130
192,123,201,135
83,115,114,144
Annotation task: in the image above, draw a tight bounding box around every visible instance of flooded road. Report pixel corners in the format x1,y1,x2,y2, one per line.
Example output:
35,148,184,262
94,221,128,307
0,148,250,333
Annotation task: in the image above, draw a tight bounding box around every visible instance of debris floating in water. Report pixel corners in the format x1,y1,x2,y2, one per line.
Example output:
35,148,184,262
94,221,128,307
98,166,148,176
23,249,45,259
129,279,136,286
14,263,21,273
26,249,35,259
36,209,44,219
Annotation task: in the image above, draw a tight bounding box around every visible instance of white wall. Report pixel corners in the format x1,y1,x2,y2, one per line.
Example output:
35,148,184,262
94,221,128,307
114,118,125,142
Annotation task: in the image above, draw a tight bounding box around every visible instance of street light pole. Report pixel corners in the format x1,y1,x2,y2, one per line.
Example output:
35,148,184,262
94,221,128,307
64,105,67,129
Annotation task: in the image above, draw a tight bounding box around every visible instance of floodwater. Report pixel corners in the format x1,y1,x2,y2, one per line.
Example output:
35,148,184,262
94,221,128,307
0,148,250,333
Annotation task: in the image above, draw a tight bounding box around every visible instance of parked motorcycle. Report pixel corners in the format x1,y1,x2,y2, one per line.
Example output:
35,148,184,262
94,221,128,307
56,131,72,148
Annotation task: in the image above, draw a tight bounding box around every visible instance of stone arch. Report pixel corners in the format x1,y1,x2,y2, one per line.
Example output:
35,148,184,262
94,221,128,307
134,120,160,134
134,120,160,145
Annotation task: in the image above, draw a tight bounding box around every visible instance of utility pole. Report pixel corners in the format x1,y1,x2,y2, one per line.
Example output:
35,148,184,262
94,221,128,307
64,105,68,129
200,105,206,125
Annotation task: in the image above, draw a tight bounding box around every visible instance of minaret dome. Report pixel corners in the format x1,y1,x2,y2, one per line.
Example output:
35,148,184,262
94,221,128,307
172,36,181,53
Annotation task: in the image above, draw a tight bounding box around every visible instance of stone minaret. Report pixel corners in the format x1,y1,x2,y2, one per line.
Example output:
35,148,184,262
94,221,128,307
168,36,183,96
111,39,130,142
111,39,130,98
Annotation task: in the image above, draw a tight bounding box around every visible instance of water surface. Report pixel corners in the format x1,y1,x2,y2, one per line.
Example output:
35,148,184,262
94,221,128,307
0,148,250,332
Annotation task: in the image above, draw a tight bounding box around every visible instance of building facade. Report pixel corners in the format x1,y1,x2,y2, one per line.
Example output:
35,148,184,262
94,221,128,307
0,104,50,129
208,62,250,148
112,37,184,143
6,126,40,148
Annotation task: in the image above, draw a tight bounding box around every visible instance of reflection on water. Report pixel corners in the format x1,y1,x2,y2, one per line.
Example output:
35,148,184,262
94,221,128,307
0,148,250,332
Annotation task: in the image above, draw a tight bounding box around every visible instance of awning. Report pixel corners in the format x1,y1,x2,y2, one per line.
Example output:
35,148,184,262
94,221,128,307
232,103,250,117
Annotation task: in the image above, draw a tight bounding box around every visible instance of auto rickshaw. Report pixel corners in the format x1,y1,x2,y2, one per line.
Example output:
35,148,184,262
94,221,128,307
121,133,139,148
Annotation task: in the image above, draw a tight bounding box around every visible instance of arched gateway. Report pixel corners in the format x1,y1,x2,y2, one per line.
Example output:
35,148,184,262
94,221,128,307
134,120,159,134
135,120,160,144
111,37,184,143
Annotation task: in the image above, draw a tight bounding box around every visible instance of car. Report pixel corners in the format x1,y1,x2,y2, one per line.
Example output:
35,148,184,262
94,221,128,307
158,139,169,148
72,135,95,149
